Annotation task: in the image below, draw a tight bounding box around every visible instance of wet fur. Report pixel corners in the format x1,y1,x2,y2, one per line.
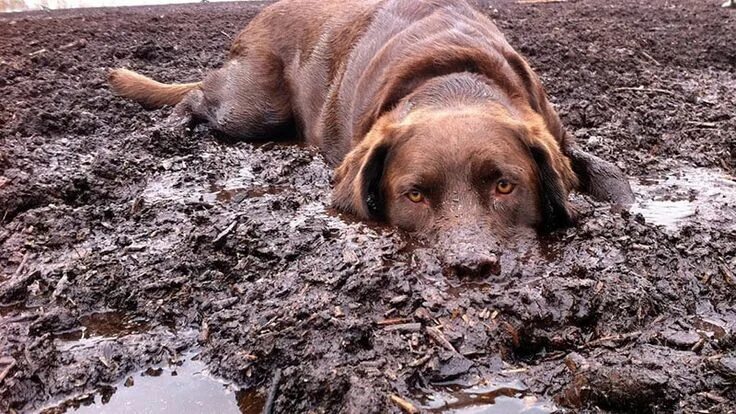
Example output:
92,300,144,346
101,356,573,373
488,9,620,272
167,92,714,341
109,0,633,236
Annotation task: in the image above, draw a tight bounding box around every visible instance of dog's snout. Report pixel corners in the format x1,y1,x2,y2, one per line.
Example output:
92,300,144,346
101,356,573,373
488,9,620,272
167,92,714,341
447,250,499,277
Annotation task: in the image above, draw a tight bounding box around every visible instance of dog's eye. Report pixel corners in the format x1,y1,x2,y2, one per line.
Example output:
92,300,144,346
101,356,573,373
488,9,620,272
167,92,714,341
496,179,515,195
407,190,424,203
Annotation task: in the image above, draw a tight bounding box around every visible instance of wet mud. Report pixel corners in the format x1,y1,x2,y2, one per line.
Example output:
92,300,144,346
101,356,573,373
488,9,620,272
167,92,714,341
1,0,735,413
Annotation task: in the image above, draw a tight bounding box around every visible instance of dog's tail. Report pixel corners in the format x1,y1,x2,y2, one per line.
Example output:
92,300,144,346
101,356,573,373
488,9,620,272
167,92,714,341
108,68,202,108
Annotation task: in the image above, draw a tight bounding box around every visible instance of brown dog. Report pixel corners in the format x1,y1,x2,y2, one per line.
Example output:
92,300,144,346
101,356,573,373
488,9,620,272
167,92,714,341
110,0,633,275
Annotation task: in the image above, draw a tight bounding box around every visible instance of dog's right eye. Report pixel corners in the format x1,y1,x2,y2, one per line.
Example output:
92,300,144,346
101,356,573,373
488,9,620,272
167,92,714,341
407,190,424,203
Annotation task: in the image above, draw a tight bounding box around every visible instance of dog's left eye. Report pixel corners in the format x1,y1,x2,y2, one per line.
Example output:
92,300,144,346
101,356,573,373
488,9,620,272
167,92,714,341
407,190,424,203
496,179,515,195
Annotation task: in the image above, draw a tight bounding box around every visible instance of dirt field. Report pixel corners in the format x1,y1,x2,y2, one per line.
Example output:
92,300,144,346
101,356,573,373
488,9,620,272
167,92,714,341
1,0,735,413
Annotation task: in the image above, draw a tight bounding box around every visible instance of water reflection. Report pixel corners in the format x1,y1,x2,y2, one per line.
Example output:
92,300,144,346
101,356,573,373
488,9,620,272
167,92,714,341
43,353,264,414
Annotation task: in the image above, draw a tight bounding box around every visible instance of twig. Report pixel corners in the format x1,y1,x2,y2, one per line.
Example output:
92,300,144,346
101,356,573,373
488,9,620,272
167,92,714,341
263,369,282,414
220,30,231,39
0,358,17,383
640,50,661,66
213,220,238,245
613,87,677,96
389,394,419,414
501,367,529,374
408,353,433,367
685,121,718,129
383,323,421,333
376,317,412,326
59,39,87,51
426,327,458,353
719,261,735,286
13,253,29,278
699,391,728,404
29,48,47,57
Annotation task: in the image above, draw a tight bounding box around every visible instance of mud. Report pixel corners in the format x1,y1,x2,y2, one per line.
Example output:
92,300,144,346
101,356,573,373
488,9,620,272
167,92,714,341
1,0,735,413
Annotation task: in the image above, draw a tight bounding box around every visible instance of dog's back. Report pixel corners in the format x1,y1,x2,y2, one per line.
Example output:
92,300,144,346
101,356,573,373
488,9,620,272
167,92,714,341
109,0,634,249
231,0,541,164
110,0,524,161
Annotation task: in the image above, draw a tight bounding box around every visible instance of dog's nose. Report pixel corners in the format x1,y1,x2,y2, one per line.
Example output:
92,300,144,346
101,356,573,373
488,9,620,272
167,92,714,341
447,251,499,277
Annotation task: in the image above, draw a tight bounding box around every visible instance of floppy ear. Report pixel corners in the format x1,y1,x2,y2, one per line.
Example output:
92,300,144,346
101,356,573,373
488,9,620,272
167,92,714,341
565,144,635,205
504,53,635,207
332,129,392,220
529,144,576,231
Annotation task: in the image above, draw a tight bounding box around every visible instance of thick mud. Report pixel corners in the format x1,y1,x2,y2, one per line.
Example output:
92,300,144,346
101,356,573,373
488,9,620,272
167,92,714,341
1,1,735,413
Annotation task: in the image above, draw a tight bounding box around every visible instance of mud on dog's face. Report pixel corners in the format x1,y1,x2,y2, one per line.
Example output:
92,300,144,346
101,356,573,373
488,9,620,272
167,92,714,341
333,105,579,275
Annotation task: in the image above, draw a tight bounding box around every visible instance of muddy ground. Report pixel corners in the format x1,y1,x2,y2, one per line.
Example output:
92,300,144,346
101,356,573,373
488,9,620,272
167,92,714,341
1,0,735,413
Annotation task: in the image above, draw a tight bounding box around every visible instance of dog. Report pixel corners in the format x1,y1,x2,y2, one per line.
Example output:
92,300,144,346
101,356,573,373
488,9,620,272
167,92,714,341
109,0,633,276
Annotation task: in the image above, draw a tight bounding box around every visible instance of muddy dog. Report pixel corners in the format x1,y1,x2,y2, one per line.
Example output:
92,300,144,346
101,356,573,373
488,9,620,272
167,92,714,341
110,0,633,275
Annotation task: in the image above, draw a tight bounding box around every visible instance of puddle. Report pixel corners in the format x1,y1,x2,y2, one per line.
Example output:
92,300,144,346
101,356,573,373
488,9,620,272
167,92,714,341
52,311,149,352
44,353,265,414
54,311,148,342
415,380,556,413
631,167,736,232
1,0,255,13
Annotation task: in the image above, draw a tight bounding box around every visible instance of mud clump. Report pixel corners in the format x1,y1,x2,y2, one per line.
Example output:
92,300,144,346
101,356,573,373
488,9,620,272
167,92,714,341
1,1,735,413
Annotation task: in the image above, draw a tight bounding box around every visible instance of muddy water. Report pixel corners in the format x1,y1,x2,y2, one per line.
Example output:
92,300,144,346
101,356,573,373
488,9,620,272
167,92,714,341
417,380,555,414
44,353,264,414
631,166,736,232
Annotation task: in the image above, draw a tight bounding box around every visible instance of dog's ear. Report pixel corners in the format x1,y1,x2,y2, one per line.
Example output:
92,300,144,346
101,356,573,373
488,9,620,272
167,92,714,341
504,53,635,207
332,125,393,220
564,144,635,205
529,144,575,231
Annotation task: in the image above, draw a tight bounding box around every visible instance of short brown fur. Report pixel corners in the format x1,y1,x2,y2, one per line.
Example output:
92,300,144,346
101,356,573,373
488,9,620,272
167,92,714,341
109,0,633,274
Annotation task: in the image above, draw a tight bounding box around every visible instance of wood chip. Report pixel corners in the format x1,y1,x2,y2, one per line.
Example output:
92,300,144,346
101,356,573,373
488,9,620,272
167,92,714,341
377,317,412,326
213,220,237,245
383,323,421,333
389,394,419,414
408,353,433,367
59,39,87,51
12,252,29,278
718,262,735,286
0,358,17,383
501,367,529,374
699,391,728,404
389,294,408,305
426,327,458,353
640,50,661,66
613,86,677,96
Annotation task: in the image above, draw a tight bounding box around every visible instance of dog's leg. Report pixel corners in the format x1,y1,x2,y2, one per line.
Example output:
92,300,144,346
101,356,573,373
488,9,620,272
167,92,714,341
176,55,295,141
164,88,206,130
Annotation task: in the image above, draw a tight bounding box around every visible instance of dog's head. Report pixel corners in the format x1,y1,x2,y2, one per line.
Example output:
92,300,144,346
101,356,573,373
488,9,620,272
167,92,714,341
333,100,630,276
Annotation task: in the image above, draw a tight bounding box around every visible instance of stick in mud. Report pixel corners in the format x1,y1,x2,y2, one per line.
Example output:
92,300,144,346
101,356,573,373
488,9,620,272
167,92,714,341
0,358,17,384
389,394,419,414
263,368,282,414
